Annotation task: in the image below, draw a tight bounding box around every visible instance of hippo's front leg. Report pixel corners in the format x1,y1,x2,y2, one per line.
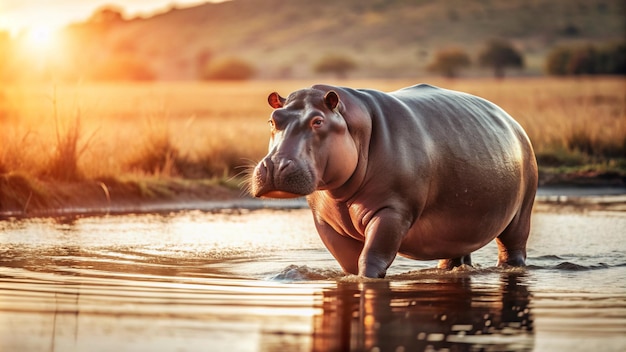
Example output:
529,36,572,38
313,218,364,275
359,208,410,278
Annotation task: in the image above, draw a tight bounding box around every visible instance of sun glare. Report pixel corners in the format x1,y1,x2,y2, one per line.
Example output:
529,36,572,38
22,25,59,52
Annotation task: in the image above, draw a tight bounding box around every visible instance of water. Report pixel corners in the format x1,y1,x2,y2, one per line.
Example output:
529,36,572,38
1,205,625,352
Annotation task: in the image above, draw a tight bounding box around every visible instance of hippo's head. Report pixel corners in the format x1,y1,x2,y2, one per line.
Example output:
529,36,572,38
251,88,359,198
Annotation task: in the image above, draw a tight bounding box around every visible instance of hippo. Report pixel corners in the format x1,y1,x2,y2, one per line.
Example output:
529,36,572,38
251,84,538,278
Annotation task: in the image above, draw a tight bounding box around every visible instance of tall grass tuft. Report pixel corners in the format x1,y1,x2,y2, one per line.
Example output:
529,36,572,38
41,89,95,182
567,127,626,159
196,139,262,178
126,129,181,177
44,114,85,182
0,131,28,174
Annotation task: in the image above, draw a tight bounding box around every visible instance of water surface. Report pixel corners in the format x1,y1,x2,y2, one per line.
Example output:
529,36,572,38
1,206,625,351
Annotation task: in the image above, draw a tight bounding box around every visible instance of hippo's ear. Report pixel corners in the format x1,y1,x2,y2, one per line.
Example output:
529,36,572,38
268,92,285,109
324,91,340,111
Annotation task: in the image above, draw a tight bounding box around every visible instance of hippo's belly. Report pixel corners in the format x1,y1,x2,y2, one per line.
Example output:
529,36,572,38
398,214,509,260
398,170,525,260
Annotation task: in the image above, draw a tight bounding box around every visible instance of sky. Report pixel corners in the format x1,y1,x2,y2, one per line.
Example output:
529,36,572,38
0,0,211,35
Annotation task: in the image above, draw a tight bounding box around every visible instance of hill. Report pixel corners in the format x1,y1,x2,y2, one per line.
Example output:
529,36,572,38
58,0,626,79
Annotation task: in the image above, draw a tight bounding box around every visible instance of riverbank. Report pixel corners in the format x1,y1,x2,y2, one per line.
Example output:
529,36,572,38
1,170,624,219
0,174,243,218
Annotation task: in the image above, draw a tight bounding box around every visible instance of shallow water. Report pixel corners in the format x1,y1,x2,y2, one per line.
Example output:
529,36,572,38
0,206,625,352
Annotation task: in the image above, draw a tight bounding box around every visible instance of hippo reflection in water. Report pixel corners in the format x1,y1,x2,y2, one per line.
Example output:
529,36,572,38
311,273,534,351
251,84,538,278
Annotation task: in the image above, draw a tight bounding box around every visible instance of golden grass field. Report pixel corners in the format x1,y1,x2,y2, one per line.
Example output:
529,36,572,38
1,77,625,186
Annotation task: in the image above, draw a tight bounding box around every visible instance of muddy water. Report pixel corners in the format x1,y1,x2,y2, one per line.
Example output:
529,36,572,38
1,206,625,352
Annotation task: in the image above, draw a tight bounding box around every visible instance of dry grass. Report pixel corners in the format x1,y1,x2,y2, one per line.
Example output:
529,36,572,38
0,77,624,185
438,77,626,166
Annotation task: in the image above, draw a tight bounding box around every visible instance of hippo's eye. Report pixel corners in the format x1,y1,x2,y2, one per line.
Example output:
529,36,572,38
268,119,275,130
311,117,324,128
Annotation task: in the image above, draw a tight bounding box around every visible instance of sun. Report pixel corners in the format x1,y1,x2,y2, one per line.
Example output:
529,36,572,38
22,25,59,52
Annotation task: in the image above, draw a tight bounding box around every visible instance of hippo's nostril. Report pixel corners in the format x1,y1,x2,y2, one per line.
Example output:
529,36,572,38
263,158,275,174
278,159,293,172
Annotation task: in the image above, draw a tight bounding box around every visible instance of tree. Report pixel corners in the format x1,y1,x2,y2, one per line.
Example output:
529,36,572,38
567,45,598,75
313,54,357,79
89,6,124,24
201,57,256,80
602,42,626,75
545,46,571,75
545,42,626,76
427,47,471,78
478,39,524,78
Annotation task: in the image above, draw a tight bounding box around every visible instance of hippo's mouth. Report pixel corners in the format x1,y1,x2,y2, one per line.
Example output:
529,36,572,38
251,175,314,198
251,159,316,198
256,190,302,199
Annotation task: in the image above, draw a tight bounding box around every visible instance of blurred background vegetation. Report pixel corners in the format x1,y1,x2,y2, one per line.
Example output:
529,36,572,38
0,0,624,82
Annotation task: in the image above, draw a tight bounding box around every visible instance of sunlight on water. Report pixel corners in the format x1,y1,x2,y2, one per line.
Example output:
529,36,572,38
1,207,625,351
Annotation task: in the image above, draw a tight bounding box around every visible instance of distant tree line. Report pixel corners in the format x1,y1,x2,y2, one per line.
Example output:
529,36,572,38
428,39,626,79
428,39,524,78
545,42,626,76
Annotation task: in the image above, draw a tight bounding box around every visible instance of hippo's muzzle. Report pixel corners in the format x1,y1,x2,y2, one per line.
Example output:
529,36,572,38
251,156,316,198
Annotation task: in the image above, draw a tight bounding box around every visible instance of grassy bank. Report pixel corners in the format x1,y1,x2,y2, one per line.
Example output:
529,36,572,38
1,78,624,215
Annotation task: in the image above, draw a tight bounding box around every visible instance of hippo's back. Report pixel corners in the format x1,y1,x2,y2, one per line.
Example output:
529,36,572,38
392,84,526,141
387,84,534,174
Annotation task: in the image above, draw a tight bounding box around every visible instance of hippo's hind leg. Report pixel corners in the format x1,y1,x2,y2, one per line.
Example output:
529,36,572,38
438,254,472,270
496,186,536,267
496,224,528,267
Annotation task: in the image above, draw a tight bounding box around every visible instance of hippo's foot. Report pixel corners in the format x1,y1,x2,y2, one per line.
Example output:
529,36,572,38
437,254,472,270
496,249,526,267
